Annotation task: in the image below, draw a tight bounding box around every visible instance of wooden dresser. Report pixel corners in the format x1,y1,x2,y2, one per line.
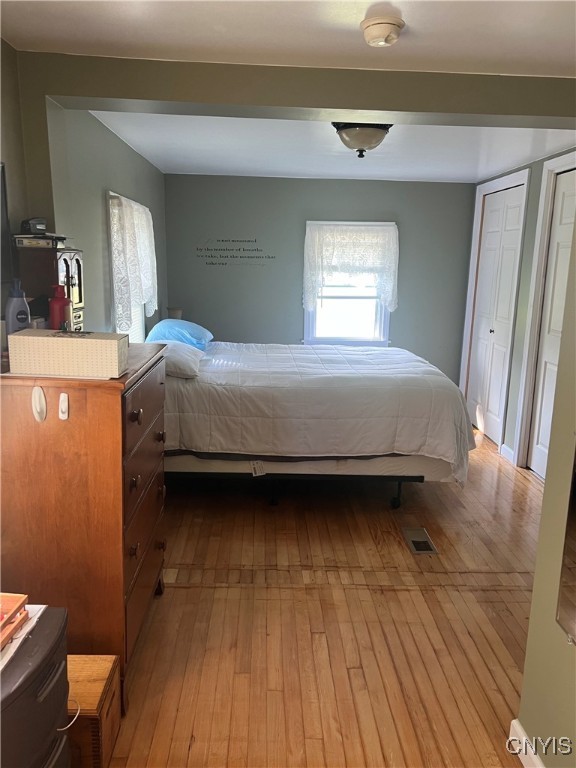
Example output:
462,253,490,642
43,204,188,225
0,343,166,704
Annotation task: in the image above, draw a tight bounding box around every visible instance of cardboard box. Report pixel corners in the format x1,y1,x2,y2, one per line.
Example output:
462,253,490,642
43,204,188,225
8,329,129,379
67,655,121,768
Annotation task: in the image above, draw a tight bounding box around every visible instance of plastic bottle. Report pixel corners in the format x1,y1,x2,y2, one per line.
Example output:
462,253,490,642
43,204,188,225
5,279,31,335
49,285,73,331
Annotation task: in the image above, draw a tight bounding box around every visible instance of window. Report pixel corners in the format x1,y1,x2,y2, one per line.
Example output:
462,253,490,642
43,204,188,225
108,192,158,342
303,221,399,345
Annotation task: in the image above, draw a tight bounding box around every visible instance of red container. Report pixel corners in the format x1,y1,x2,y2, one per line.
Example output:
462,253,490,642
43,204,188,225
49,285,73,331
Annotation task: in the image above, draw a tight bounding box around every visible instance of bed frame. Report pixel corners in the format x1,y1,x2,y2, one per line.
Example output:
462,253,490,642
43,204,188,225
164,453,454,508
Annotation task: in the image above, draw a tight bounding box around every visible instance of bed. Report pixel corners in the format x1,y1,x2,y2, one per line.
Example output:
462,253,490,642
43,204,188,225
159,339,476,506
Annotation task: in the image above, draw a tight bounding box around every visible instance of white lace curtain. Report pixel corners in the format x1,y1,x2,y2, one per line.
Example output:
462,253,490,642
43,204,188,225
303,221,399,312
109,192,158,333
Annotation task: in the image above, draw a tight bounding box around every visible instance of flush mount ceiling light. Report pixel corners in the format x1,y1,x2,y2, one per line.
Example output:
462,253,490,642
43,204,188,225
361,16,405,47
331,123,393,158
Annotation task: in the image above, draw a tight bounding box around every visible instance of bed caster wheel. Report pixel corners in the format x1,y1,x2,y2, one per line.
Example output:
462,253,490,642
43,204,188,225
391,497,401,509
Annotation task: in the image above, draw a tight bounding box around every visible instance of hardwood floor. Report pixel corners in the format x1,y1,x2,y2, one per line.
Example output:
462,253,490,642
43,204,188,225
111,435,543,767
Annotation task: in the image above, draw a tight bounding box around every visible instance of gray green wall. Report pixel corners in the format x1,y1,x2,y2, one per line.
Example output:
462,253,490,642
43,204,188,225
518,236,575,767
1,40,27,302
45,105,167,333
0,41,27,234
165,174,474,381
494,150,576,766
3,44,575,759
11,50,574,234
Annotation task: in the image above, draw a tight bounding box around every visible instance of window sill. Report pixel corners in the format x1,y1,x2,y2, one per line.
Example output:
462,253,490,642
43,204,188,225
303,338,391,347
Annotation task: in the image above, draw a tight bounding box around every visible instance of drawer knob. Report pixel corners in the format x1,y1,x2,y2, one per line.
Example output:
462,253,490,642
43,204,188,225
130,474,142,490
130,408,144,425
156,539,167,552
156,430,167,443
129,542,141,558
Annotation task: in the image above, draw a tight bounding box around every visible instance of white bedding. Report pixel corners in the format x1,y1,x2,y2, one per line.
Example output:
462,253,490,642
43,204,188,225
164,342,476,484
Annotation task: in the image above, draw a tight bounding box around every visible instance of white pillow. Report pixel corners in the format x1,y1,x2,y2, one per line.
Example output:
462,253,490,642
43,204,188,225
163,341,205,378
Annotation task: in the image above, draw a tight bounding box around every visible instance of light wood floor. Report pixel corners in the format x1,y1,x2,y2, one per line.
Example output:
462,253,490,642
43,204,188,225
112,435,543,768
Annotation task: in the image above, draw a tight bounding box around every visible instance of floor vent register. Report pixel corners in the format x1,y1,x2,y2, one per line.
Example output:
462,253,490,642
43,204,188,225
402,527,439,555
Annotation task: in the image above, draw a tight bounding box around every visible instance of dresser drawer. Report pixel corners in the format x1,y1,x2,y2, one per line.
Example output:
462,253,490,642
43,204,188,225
123,359,165,456
125,526,165,665
124,462,165,595
123,411,165,523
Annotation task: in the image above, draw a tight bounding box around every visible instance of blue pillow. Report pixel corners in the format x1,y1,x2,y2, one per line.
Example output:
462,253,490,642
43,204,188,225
145,319,213,350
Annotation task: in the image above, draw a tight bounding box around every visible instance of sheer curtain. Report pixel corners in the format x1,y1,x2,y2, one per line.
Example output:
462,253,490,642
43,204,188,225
108,192,158,341
303,221,399,311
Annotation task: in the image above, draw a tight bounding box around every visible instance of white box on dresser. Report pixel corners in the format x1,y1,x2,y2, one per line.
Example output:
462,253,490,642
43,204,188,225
8,329,129,379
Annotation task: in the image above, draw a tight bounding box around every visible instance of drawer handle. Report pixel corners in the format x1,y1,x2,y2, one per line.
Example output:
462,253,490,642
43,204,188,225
130,474,142,490
129,542,141,558
130,408,144,425
156,539,167,552
36,659,66,702
41,731,69,768
156,430,167,443
158,483,166,499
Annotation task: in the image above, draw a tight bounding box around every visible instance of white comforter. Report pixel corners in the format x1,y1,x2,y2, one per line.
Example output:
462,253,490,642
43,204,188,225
164,342,476,484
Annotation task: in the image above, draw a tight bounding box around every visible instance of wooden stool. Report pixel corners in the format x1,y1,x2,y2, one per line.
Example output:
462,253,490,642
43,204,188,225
67,655,121,768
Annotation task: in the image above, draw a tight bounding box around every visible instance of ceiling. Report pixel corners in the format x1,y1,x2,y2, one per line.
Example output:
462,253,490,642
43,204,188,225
89,112,575,182
2,1,575,77
3,1,576,182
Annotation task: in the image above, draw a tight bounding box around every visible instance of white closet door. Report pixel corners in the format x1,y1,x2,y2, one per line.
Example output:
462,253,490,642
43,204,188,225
528,169,576,478
467,184,524,443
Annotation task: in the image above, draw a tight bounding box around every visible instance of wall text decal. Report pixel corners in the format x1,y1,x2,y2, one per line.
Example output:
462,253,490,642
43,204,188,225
196,238,276,266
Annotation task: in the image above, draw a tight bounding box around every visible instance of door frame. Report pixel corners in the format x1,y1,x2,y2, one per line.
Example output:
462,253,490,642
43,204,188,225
511,150,576,467
459,169,530,448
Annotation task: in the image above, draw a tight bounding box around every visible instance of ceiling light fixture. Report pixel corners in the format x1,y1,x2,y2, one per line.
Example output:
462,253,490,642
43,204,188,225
331,123,393,158
361,16,405,47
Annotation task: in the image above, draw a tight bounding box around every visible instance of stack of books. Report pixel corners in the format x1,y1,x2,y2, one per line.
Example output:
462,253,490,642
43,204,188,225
12,234,67,248
0,593,29,650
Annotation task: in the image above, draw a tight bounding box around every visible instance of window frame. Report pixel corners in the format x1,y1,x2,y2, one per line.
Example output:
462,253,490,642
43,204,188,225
303,220,395,346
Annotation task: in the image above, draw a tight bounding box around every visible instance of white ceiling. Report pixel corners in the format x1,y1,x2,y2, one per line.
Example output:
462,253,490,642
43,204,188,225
90,111,576,182
3,0,575,182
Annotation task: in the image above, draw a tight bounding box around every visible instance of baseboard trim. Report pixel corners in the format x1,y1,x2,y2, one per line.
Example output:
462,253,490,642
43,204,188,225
509,719,546,768
500,444,515,464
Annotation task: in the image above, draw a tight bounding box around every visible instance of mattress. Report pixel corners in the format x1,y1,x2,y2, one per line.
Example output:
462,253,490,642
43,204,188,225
164,342,476,484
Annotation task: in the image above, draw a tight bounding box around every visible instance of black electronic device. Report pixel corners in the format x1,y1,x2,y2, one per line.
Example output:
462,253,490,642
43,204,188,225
20,217,48,235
